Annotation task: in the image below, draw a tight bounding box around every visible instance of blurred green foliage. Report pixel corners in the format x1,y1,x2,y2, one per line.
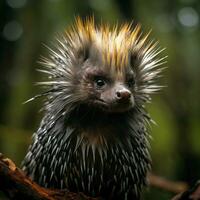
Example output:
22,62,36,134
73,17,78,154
0,0,200,199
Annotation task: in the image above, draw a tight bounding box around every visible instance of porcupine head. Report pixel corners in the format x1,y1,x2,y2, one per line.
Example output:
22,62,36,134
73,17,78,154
22,17,165,200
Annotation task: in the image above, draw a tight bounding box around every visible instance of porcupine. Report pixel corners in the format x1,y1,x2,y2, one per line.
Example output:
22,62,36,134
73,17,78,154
22,17,166,200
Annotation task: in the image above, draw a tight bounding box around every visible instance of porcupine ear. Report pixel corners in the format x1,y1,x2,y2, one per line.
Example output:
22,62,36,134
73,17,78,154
130,51,139,68
129,50,142,75
76,45,90,63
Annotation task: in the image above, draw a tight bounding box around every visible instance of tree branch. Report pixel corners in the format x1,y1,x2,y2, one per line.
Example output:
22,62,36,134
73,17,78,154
0,153,199,200
0,153,99,200
148,173,188,194
172,181,200,200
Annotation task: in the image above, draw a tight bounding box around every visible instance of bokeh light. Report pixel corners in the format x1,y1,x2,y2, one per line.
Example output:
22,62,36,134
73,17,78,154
6,0,27,9
178,7,199,28
3,20,23,41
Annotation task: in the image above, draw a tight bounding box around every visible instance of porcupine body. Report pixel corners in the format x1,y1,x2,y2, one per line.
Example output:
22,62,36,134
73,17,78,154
22,17,165,200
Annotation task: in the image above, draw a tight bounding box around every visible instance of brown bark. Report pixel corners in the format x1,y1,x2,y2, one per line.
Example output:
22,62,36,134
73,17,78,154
0,153,99,200
148,173,188,194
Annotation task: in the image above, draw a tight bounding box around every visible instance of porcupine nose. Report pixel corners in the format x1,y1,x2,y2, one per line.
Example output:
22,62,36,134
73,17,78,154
116,89,131,101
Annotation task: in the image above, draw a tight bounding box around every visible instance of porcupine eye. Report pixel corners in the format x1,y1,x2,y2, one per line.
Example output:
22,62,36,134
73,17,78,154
94,76,107,89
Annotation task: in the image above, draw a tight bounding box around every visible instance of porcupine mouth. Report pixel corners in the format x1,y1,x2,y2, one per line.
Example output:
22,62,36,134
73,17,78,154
92,98,134,113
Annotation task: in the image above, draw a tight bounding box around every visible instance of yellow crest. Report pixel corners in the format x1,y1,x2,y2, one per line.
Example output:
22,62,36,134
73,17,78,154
65,17,152,73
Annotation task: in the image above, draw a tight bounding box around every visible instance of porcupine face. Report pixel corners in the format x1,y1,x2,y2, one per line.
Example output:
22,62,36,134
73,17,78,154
75,54,136,113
